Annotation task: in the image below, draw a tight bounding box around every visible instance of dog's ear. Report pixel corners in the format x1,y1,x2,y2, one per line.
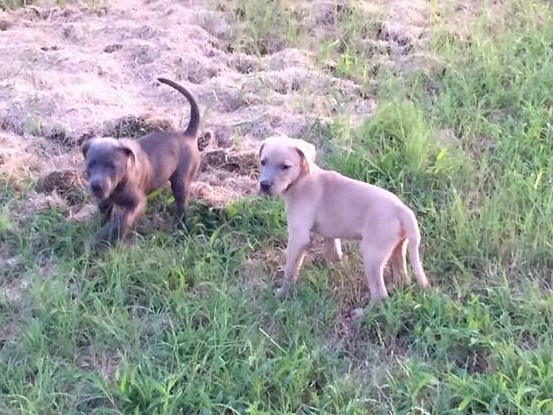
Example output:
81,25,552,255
291,139,316,173
118,141,138,170
258,142,265,160
81,139,91,158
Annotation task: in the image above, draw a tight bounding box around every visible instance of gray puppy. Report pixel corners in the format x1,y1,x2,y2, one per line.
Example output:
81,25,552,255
82,77,201,247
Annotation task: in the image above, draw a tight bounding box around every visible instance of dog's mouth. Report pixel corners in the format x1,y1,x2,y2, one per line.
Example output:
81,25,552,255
257,185,274,196
94,192,109,201
89,181,111,201
91,189,109,201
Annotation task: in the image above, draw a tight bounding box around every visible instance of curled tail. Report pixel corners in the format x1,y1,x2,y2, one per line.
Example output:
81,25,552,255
157,77,200,137
402,208,430,288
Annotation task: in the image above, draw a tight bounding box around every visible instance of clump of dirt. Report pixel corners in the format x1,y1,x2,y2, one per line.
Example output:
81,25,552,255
0,15,13,31
104,115,174,139
21,190,68,217
0,0,432,215
200,149,257,175
35,169,88,206
0,131,81,188
190,172,256,208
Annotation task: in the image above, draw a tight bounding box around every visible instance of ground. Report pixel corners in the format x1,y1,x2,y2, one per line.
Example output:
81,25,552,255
1,0,553,414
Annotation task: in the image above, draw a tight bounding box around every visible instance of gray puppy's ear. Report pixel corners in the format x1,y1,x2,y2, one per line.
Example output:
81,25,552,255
81,139,92,158
118,141,138,170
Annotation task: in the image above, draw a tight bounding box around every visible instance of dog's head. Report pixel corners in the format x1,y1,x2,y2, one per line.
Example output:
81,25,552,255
81,137,137,201
257,135,316,196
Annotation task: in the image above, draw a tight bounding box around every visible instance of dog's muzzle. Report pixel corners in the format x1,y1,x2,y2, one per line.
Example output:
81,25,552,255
258,180,273,195
89,179,110,200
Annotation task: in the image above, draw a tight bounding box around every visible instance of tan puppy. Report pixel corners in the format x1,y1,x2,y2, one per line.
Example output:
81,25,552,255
257,135,430,301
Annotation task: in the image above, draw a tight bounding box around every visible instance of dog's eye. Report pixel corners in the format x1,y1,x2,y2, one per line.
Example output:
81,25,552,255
281,164,291,170
260,159,266,166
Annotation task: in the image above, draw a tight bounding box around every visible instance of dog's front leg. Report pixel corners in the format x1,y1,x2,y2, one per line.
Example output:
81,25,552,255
98,200,114,226
276,229,310,298
102,196,146,246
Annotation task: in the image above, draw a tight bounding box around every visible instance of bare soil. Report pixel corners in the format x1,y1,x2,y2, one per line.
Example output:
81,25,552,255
0,0,430,217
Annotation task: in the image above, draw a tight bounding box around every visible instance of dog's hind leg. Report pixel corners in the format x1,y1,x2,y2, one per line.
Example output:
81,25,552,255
323,238,343,263
360,225,399,302
401,209,430,289
170,172,192,221
390,238,409,288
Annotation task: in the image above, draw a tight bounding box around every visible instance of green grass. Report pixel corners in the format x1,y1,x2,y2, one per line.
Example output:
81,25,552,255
0,0,100,11
2,0,553,413
0,0,32,10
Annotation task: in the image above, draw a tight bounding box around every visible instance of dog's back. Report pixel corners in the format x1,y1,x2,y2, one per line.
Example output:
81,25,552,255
297,168,403,239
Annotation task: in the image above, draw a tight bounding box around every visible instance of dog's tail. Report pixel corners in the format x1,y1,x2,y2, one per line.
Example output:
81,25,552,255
157,77,200,137
401,208,430,288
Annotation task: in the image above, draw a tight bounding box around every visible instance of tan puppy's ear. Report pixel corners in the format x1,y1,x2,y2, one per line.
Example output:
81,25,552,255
291,139,316,172
258,142,266,160
258,135,282,160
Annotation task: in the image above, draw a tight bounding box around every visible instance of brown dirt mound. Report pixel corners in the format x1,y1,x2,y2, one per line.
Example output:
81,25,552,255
35,169,88,206
0,0,430,214
104,115,174,139
200,149,257,175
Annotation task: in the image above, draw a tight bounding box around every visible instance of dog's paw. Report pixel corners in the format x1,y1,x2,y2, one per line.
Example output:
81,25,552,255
274,285,290,299
92,238,113,253
349,307,364,320
369,293,389,304
325,253,343,264
175,217,188,233
90,226,117,252
84,237,110,257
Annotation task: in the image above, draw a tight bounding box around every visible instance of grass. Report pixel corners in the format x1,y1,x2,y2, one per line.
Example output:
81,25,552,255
2,0,553,413
0,0,101,11
0,0,32,10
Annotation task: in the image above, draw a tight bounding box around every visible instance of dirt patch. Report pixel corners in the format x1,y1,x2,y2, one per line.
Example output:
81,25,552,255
0,130,83,188
35,169,88,206
0,0,377,146
200,148,257,175
102,115,175,139
0,0,432,216
77,345,120,382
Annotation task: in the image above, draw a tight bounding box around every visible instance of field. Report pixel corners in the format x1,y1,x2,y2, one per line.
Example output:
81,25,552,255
1,0,553,413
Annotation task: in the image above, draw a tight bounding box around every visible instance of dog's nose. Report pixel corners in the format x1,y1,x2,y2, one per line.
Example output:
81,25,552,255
90,182,103,193
260,180,272,192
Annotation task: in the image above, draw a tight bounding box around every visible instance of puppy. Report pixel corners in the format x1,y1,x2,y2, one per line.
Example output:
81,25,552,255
257,135,430,302
82,77,201,247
